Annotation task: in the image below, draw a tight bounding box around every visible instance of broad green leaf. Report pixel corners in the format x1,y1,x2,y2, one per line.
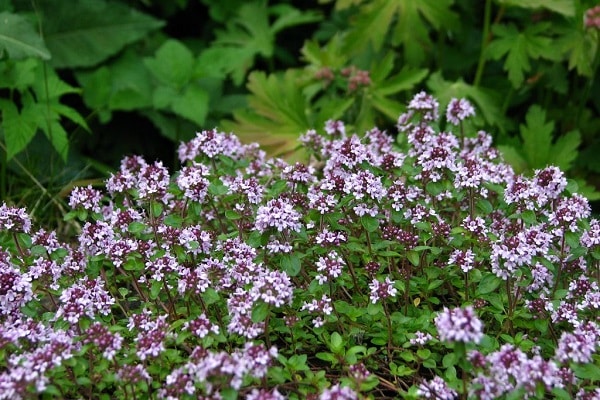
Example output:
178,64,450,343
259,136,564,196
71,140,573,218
550,130,580,171
344,0,458,65
497,0,575,17
427,72,505,128
375,66,429,96
251,302,269,323
152,86,178,109
343,0,397,53
222,70,311,160
76,50,154,112
0,100,38,160
53,103,90,132
0,58,38,90
520,105,553,169
41,0,164,68
171,85,209,126
0,12,50,60
486,23,558,87
29,61,80,101
144,40,194,89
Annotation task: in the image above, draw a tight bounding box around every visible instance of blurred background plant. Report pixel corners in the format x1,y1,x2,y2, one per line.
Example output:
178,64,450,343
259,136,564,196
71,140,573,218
1,0,599,234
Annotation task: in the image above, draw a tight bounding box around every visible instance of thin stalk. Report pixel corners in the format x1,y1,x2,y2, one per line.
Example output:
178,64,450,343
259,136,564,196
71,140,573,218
473,0,493,87
382,300,394,362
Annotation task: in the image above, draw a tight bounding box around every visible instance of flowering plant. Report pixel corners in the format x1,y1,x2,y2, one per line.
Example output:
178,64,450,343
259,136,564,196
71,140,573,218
1,93,599,399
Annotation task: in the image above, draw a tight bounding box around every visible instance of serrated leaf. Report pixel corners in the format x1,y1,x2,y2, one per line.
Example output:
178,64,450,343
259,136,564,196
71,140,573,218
0,12,50,60
222,70,311,160
270,4,322,34
520,105,553,169
41,0,164,68
144,40,194,88
486,23,558,87
1,100,38,160
550,130,580,171
559,28,598,77
0,58,38,90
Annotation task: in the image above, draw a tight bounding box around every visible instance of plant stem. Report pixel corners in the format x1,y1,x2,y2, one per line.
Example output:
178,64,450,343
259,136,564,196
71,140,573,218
473,0,493,87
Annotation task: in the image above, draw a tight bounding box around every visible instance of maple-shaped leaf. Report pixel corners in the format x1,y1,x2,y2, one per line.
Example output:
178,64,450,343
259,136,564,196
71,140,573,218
343,0,458,66
505,105,581,172
211,1,321,85
520,105,554,169
558,27,598,77
486,23,559,87
221,70,313,161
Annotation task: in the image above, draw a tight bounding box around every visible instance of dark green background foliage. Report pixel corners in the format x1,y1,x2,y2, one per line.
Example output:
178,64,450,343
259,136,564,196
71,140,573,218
1,0,599,227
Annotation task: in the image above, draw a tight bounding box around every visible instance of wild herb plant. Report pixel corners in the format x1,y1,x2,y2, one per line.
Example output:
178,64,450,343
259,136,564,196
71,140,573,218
1,93,599,399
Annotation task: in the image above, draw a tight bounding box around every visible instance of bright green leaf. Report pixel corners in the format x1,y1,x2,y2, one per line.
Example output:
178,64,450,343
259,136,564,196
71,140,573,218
171,85,209,126
41,0,164,68
550,130,580,171
270,4,322,34
1,100,38,160
486,23,558,87
0,12,50,60
0,58,38,90
520,105,553,169
144,40,194,88
251,302,270,323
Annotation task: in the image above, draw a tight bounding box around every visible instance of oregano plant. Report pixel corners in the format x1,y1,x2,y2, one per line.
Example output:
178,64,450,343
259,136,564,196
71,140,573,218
1,93,599,399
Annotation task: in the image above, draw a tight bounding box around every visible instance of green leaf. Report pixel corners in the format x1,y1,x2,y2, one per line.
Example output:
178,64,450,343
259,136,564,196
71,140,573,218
550,130,580,171
497,0,575,17
270,4,322,34
520,105,553,169
281,254,302,277
427,72,505,128
41,0,164,68
0,12,50,60
329,332,344,354
77,49,154,114
407,250,420,267
251,302,269,323
171,85,209,126
360,215,379,233
572,362,600,380
0,58,38,90
497,145,528,174
222,70,312,160
559,28,598,77
1,100,38,160
477,274,502,295
344,0,458,65
486,23,558,87
41,120,70,162
144,40,194,88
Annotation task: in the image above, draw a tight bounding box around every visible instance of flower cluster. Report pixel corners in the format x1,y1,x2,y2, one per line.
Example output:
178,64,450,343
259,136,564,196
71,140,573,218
1,92,599,399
